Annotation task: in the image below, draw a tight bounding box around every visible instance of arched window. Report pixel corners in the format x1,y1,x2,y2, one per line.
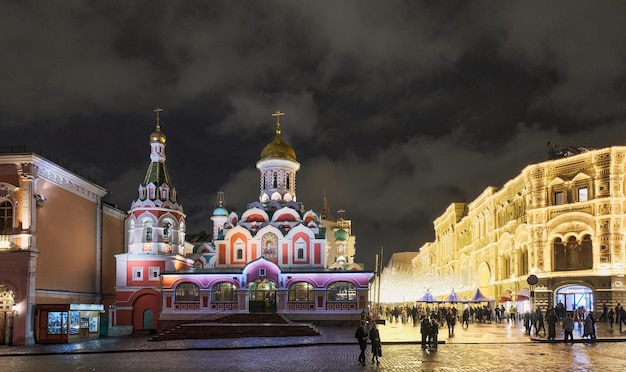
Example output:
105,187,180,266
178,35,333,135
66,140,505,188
520,249,529,275
273,172,278,188
288,282,314,301
0,201,13,235
175,282,199,302
554,235,593,271
211,282,238,302
326,281,357,302
163,222,171,243
144,223,153,242
286,173,291,189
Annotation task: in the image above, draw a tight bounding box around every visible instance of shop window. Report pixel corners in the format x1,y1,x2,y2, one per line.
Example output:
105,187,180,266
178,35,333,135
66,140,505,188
288,282,314,301
326,281,357,302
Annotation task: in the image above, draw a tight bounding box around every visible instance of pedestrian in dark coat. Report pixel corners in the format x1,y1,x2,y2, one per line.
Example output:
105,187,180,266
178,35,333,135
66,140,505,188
546,310,558,340
429,317,439,350
369,322,381,365
355,321,368,366
420,316,430,349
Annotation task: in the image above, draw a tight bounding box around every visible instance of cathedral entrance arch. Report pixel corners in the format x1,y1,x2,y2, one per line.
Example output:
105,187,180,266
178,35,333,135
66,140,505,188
248,280,276,313
555,285,593,313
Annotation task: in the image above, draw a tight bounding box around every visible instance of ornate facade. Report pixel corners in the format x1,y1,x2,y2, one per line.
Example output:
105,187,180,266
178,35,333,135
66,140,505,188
110,111,373,334
401,144,626,313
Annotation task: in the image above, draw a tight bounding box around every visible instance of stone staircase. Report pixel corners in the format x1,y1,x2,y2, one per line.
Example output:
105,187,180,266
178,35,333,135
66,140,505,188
151,313,321,341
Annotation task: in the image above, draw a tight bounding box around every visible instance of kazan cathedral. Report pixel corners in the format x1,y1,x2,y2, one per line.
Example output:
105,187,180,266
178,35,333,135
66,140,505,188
109,112,373,335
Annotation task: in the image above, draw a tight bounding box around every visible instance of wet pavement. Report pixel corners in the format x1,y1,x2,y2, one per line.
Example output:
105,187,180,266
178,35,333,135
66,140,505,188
1,320,626,371
1,318,625,356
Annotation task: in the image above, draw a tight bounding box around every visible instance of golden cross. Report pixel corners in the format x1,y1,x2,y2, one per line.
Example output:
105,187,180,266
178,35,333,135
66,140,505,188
272,110,284,126
154,107,163,129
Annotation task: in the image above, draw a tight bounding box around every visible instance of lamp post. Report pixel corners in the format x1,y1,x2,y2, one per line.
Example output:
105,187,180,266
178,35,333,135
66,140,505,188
527,274,538,314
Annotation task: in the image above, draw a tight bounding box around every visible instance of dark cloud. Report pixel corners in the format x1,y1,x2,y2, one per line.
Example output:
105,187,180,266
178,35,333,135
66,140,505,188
2,1,626,270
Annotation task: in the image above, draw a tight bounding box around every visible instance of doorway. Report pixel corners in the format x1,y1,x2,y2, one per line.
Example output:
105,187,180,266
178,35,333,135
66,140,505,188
142,309,153,331
248,280,276,313
555,285,593,312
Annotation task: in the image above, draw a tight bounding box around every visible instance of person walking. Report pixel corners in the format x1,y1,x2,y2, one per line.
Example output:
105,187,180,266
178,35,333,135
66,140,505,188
420,316,430,349
369,322,381,365
546,309,558,340
563,313,575,342
608,307,615,329
429,317,439,350
536,308,546,336
583,312,596,340
446,308,456,336
462,307,470,328
354,321,368,366
620,305,626,332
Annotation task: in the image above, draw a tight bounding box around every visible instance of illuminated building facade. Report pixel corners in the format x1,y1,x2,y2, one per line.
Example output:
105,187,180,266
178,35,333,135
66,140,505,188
400,144,626,313
110,111,372,334
0,152,125,345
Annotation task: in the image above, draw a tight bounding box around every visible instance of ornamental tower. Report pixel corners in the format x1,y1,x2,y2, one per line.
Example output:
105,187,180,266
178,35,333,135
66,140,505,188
126,109,186,255
256,111,300,205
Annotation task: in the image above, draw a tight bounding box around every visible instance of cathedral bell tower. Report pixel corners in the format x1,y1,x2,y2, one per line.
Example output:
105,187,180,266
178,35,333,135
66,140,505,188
256,111,300,205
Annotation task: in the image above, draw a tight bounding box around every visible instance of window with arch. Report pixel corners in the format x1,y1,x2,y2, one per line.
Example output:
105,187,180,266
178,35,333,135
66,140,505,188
175,282,200,302
286,172,291,189
0,201,13,235
211,282,238,302
162,222,171,243
519,249,529,275
553,235,593,271
288,282,314,301
143,222,153,242
326,281,357,302
273,172,278,188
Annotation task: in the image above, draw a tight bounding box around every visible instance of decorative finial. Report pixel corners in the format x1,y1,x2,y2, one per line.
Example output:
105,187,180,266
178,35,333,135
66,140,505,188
337,209,345,221
154,108,163,130
272,110,284,134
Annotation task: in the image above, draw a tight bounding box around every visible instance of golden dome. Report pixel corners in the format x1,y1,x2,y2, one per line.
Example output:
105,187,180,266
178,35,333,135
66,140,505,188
260,111,296,161
150,127,166,144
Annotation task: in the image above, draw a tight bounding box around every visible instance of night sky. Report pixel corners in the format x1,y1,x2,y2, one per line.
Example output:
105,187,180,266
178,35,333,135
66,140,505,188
2,1,626,270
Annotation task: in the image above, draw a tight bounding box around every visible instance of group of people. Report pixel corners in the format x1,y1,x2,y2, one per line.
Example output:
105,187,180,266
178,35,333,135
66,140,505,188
355,311,382,366
420,316,440,350
597,303,626,331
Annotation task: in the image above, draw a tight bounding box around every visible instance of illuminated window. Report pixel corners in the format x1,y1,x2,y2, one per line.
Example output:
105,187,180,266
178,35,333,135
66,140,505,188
554,191,564,205
211,282,238,302
0,201,13,235
288,282,314,301
578,187,588,202
326,281,357,302
175,282,200,302
553,235,593,271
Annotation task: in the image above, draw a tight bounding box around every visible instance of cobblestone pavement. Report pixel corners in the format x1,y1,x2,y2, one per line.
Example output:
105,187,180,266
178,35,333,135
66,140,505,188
1,319,626,371
0,343,625,371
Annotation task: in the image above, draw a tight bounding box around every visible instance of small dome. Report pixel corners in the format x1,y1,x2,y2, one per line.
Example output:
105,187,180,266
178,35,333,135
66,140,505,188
213,206,228,216
334,228,349,241
150,128,166,144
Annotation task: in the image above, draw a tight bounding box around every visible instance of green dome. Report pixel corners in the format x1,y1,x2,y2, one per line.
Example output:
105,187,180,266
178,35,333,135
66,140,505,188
334,228,349,241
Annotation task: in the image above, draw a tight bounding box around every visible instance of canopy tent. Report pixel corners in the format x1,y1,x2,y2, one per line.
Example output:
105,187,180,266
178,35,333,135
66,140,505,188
443,291,465,303
469,288,492,302
516,288,530,301
417,292,437,302
499,290,512,303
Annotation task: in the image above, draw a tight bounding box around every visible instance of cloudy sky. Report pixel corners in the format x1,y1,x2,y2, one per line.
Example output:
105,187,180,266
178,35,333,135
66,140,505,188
2,1,626,270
